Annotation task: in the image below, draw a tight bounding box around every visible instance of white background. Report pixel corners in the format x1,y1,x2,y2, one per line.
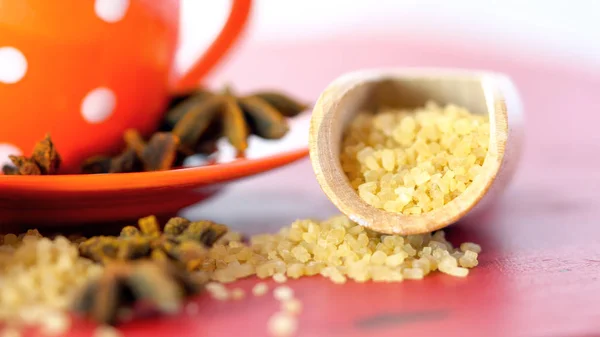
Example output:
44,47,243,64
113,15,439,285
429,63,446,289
177,0,600,73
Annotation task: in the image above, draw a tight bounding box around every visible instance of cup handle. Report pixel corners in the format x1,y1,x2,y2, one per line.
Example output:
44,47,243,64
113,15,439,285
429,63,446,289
171,0,252,93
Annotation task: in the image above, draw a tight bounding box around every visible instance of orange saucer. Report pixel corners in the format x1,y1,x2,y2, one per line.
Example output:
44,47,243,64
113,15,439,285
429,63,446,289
0,114,310,226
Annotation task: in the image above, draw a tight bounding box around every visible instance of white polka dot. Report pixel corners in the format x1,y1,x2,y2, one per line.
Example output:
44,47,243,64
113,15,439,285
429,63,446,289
0,47,27,84
94,0,130,23
0,143,22,168
81,87,117,124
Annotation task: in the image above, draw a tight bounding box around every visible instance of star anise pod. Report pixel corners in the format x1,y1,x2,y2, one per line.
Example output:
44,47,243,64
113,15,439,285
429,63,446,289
81,130,179,174
72,259,205,325
2,134,62,175
162,86,309,157
78,215,228,271
80,86,308,174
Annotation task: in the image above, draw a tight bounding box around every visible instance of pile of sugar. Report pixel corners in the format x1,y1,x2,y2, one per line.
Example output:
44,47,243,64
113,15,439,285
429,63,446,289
0,214,482,337
340,101,490,215
202,214,480,284
0,232,103,335
204,282,302,337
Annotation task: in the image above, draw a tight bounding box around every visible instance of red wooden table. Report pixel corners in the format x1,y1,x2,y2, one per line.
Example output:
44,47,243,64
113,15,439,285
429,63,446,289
25,34,600,336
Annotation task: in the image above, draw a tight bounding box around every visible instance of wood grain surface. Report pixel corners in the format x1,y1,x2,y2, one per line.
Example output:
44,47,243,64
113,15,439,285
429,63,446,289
17,34,600,337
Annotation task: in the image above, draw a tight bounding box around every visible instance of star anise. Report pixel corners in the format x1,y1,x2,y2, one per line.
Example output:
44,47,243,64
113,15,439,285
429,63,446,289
73,215,226,325
81,130,179,174
80,86,308,174
162,86,309,157
2,134,61,175
78,215,228,271
72,259,205,325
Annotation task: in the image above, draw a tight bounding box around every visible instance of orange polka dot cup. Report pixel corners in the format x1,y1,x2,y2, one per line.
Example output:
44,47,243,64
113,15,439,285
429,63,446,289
0,0,252,173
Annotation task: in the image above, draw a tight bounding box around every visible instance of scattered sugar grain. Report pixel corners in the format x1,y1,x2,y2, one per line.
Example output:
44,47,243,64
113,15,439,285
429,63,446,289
93,325,122,337
273,273,287,283
231,288,245,300
286,264,305,279
252,282,269,296
205,282,226,293
40,311,70,336
402,268,424,280
210,291,229,301
281,299,303,315
267,312,298,337
459,250,479,268
273,286,294,302
460,242,482,254
385,252,406,267
437,256,458,276
447,267,469,277
322,267,347,284
205,282,229,301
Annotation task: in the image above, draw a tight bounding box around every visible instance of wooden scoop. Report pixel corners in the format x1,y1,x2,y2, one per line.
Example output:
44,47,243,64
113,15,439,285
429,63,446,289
309,68,524,235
